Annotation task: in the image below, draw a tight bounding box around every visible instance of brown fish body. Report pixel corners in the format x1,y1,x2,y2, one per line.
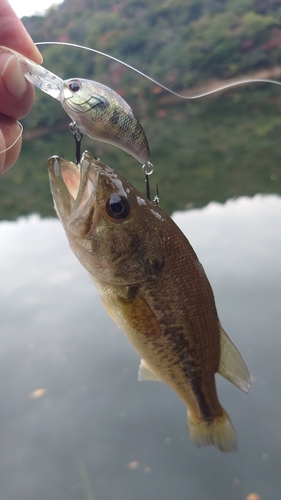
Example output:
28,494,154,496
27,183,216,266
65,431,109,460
47,151,250,452
94,224,222,421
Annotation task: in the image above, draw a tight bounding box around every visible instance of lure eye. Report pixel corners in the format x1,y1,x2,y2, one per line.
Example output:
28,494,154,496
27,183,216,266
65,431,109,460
68,80,81,93
106,194,130,220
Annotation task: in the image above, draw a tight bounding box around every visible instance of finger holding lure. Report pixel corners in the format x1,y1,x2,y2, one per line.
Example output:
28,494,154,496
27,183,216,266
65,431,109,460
0,46,152,171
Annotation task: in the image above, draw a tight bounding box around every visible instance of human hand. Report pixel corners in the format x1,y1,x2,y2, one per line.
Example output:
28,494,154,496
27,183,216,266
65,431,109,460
0,0,42,174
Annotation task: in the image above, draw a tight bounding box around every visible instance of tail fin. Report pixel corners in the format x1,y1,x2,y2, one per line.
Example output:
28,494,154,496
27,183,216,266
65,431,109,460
187,408,237,452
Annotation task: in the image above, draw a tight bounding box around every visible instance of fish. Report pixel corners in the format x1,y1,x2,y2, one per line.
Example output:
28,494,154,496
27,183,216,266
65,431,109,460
47,150,251,452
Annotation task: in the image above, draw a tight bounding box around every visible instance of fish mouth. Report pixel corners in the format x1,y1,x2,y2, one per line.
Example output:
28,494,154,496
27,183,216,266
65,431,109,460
47,151,99,233
60,159,81,200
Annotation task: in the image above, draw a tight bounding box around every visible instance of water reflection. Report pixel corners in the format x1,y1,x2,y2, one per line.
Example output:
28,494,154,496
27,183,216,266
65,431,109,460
0,195,281,500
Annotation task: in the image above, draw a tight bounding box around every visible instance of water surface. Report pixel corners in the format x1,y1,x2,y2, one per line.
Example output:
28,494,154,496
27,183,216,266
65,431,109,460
1,195,280,500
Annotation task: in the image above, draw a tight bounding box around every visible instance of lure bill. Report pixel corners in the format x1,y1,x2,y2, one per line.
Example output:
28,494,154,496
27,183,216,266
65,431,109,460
0,46,63,99
47,150,251,452
0,46,151,168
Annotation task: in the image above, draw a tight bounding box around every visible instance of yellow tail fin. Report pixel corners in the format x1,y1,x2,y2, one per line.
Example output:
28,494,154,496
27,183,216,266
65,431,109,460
187,408,237,452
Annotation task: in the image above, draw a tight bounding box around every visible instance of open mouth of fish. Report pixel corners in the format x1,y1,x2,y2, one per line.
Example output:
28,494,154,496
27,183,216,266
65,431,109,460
47,149,154,286
47,151,98,227
47,149,132,242
47,150,134,239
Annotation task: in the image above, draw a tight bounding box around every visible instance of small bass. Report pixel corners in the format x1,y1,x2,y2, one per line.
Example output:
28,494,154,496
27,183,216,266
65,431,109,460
47,151,250,452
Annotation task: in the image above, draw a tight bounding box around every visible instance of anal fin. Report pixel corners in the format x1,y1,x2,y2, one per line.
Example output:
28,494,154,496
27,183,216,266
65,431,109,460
138,359,162,382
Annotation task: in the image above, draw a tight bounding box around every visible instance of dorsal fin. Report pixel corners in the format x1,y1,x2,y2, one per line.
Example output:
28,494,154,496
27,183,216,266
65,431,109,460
218,326,251,393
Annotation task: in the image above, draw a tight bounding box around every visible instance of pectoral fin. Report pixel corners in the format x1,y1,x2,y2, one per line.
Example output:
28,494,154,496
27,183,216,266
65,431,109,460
138,359,162,382
218,326,251,393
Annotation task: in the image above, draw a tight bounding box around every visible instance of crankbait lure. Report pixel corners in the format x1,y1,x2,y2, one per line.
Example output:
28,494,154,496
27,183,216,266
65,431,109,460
0,46,152,172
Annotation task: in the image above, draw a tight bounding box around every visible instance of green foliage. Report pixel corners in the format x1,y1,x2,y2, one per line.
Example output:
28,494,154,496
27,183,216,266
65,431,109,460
241,11,278,38
226,0,254,16
21,0,281,89
1,0,281,220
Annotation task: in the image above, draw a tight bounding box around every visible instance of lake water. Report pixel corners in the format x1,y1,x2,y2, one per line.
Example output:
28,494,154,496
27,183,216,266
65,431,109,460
0,194,281,500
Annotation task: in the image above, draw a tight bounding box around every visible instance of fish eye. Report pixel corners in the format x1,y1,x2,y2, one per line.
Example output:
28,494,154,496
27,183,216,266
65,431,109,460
106,194,130,219
68,80,81,93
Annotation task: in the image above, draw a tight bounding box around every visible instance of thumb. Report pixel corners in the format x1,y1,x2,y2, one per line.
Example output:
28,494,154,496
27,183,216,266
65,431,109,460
0,117,22,174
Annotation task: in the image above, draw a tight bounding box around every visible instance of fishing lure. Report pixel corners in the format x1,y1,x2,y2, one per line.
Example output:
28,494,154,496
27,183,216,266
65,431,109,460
0,45,153,172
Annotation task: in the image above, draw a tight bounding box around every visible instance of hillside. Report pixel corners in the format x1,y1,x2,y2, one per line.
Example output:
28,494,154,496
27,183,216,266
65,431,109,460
1,0,281,218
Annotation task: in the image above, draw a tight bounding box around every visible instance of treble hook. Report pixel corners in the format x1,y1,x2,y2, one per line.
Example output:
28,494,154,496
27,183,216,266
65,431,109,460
69,121,83,164
142,162,154,201
153,185,160,205
145,173,151,201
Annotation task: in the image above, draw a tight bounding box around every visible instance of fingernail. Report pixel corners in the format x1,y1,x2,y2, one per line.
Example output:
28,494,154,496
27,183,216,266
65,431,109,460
0,54,27,97
23,32,43,64
34,46,43,64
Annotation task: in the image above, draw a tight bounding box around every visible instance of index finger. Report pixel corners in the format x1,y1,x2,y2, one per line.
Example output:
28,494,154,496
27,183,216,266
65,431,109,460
0,0,42,63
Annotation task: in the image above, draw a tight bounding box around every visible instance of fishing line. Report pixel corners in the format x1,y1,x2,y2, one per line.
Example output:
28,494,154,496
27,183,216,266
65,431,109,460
0,121,23,155
36,41,281,98
1,41,280,157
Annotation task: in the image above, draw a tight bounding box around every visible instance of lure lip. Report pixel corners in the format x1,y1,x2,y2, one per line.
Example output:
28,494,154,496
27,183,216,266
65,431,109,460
0,46,63,100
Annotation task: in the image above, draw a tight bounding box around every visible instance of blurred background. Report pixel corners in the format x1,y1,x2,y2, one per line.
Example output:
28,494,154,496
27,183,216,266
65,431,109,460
3,0,281,218
1,1,281,499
